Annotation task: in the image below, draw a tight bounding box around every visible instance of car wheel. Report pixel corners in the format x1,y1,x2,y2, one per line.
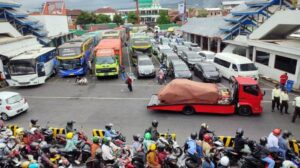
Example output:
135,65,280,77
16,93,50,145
238,106,252,116
183,106,195,115
1,113,9,121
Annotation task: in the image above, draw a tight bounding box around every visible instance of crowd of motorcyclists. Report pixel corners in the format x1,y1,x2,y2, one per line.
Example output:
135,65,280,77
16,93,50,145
0,119,299,168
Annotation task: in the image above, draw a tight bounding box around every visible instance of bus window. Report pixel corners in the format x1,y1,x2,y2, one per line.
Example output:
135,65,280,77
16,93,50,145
9,60,36,76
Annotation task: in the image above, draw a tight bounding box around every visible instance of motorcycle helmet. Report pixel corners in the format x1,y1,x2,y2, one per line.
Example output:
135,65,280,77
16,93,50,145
157,144,165,152
105,123,113,130
201,123,208,129
133,134,140,141
190,132,197,140
282,130,291,138
30,119,38,125
144,132,152,140
92,136,100,144
66,132,74,139
260,136,268,146
273,128,281,136
152,120,158,128
0,142,6,149
149,143,156,151
30,128,37,134
16,127,25,135
30,142,39,151
21,161,30,168
28,163,39,168
102,137,111,145
220,156,229,166
236,128,244,137
41,144,50,153
203,133,212,142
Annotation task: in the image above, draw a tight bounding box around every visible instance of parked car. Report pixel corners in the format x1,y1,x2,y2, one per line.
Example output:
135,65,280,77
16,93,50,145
157,45,172,61
168,41,177,49
194,62,221,82
173,45,189,57
136,56,155,78
159,37,169,45
164,54,181,69
0,91,29,121
161,50,177,63
181,51,203,69
213,52,259,80
190,46,202,53
199,51,216,62
168,60,192,80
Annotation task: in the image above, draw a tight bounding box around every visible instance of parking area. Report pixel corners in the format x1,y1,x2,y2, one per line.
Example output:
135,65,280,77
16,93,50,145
2,47,300,144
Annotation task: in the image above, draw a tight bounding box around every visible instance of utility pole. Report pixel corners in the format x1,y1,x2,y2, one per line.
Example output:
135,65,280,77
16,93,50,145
135,0,140,24
182,0,187,23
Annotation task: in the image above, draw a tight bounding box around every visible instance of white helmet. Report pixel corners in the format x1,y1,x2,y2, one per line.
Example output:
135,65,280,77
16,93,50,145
282,160,297,168
201,123,208,129
0,143,6,149
220,156,229,166
30,128,37,134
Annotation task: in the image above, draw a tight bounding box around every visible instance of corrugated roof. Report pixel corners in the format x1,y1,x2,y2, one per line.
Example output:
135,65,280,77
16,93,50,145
180,17,228,38
95,7,117,14
66,9,82,16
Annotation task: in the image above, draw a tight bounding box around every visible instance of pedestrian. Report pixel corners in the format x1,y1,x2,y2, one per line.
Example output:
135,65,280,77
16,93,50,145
271,84,281,112
120,64,126,81
280,72,288,90
280,89,289,114
292,96,300,123
126,75,133,92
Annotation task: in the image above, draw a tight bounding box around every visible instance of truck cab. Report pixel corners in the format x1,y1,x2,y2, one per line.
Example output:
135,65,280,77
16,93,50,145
94,49,119,78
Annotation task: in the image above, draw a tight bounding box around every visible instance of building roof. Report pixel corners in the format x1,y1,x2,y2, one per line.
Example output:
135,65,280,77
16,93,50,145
66,9,82,16
180,17,228,38
11,47,56,60
95,7,117,14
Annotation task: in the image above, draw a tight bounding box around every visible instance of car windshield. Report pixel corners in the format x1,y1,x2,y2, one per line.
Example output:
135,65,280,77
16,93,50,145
202,65,217,72
178,46,188,51
6,94,22,104
188,54,201,59
96,56,116,64
59,59,81,70
59,47,81,57
175,63,188,71
239,63,257,71
9,59,36,76
139,59,152,66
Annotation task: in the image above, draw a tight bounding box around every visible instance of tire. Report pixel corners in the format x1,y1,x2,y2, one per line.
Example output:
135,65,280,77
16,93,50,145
238,106,252,116
183,106,195,115
1,113,9,121
173,147,183,157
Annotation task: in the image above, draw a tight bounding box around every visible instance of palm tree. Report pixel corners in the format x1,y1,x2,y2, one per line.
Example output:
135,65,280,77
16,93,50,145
134,0,140,24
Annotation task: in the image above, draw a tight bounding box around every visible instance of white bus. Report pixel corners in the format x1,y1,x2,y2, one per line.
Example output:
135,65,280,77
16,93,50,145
4,47,56,86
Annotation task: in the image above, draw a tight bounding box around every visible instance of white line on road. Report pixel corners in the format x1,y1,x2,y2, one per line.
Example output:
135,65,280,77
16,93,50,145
26,96,149,100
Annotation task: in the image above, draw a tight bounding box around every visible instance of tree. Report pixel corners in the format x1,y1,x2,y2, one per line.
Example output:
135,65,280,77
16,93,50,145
156,10,171,24
76,11,94,25
113,14,124,25
95,14,111,24
197,9,208,18
128,12,138,24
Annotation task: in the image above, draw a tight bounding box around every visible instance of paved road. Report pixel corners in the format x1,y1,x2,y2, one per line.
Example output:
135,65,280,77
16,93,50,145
2,47,300,144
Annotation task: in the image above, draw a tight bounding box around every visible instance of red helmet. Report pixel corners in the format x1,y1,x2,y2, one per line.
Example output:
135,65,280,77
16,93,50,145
272,128,281,136
203,133,212,142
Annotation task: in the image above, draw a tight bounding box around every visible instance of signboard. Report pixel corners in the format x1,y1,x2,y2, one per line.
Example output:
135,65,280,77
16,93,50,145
139,0,153,8
178,3,185,14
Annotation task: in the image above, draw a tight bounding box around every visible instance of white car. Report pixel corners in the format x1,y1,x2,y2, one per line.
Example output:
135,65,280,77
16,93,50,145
137,56,156,78
199,51,216,62
0,91,29,120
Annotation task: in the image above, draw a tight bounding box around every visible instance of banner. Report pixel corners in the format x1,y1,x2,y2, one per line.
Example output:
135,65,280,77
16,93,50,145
178,3,185,14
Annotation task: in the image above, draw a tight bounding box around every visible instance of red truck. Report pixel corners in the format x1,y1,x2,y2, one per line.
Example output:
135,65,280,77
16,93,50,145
147,77,264,116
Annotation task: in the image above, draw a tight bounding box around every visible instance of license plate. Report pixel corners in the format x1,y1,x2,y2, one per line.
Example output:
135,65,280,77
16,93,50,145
17,109,23,113
70,73,74,76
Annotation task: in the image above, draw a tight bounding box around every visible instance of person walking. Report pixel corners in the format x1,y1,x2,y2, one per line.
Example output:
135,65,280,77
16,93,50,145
271,84,281,112
292,96,300,123
120,65,126,81
126,75,133,92
280,73,288,89
280,89,289,115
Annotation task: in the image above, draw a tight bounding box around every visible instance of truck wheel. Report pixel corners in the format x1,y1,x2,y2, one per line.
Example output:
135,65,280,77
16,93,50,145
183,106,195,115
1,113,9,121
238,106,252,116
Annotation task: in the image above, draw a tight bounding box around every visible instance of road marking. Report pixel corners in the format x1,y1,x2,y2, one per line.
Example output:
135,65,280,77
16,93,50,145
126,46,132,73
26,96,149,100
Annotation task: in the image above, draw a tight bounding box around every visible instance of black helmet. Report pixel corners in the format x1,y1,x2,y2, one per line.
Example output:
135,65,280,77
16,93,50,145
30,142,39,151
157,144,165,152
260,136,267,146
282,130,291,138
133,134,140,141
191,132,197,140
41,144,50,153
236,128,244,137
105,123,113,130
152,120,158,127
30,119,38,125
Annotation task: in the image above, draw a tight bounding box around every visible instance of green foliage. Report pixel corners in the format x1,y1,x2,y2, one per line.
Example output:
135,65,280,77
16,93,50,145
76,11,94,25
197,9,208,18
113,14,124,25
156,10,171,24
128,12,138,24
95,14,111,24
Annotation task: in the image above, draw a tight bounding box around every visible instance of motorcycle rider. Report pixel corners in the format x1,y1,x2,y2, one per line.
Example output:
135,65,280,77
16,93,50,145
132,134,143,157
278,130,291,160
186,132,202,164
253,137,275,168
202,156,215,168
200,133,212,156
63,132,81,165
101,137,115,165
233,128,248,154
90,136,100,160
146,143,161,168
29,127,45,143
104,123,119,139
143,132,155,153
218,156,229,168
198,123,213,141
0,142,10,158
157,144,168,165
145,120,160,141
267,128,286,160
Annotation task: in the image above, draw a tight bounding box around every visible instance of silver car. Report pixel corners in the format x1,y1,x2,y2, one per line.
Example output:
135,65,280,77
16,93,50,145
137,56,156,78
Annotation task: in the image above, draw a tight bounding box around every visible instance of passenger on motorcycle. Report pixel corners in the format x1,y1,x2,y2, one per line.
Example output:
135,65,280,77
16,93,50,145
198,123,213,141
132,134,143,157
186,132,203,164
63,132,81,164
233,128,248,154
253,137,275,168
90,136,100,160
101,137,115,164
143,132,155,153
40,144,57,167
202,156,215,168
278,130,291,159
146,143,161,168
157,144,168,165
145,120,160,141
104,123,119,139
198,133,212,156
29,127,45,142
267,128,286,160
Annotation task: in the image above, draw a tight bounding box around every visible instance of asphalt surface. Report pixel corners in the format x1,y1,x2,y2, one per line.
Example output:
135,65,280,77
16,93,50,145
2,47,300,145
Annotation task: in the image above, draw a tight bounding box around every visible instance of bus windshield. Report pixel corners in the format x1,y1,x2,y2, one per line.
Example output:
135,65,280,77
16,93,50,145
95,56,116,64
59,59,82,70
9,59,36,76
59,47,81,57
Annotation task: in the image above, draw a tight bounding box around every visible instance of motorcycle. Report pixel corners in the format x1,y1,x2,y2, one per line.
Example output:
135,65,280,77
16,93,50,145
164,154,179,168
157,68,167,85
158,135,182,158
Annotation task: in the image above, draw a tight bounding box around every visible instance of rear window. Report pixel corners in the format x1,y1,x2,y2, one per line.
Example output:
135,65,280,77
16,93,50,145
6,94,23,104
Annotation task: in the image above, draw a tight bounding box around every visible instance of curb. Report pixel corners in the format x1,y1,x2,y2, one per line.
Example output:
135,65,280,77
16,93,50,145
260,76,300,94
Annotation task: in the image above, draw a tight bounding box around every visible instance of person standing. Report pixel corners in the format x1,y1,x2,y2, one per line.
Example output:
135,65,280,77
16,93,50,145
126,75,133,92
280,89,289,114
271,84,281,112
120,65,126,81
280,73,288,89
292,96,300,123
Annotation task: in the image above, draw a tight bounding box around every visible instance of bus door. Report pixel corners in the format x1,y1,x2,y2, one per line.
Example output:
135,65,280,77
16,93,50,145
37,62,46,77
3,65,11,79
